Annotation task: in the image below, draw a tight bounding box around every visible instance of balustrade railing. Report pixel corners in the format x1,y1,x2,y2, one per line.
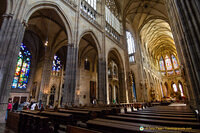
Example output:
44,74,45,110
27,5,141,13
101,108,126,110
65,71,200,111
105,22,120,41
80,0,101,28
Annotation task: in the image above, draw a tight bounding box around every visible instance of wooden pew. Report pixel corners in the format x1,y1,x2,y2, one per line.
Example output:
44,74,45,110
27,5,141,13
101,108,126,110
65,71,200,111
67,125,101,133
116,113,197,122
21,110,40,115
67,107,106,118
19,113,50,133
87,118,200,133
138,110,194,115
6,112,20,132
87,118,167,133
58,109,92,122
105,115,200,129
127,111,196,118
40,111,73,132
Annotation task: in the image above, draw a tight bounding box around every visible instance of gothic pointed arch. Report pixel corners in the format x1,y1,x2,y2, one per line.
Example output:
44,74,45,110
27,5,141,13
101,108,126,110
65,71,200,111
23,1,73,44
107,48,126,103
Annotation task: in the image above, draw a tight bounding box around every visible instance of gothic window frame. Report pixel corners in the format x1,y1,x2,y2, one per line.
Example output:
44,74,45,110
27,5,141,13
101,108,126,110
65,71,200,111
172,83,178,92
105,0,121,34
171,54,179,69
11,43,32,89
52,55,61,72
84,58,90,71
178,81,184,96
165,55,173,71
159,56,165,71
126,31,136,63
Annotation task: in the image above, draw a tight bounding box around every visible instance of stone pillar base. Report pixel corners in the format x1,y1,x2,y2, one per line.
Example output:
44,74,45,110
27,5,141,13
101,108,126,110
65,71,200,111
0,103,7,123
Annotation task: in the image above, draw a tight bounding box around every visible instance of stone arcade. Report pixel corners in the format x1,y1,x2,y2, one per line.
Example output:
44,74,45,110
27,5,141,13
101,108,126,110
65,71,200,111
0,0,199,131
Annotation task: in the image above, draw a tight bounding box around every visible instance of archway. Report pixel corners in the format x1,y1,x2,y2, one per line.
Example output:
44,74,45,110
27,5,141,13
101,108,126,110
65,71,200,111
10,8,69,106
49,85,56,106
107,49,125,103
78,33,99,105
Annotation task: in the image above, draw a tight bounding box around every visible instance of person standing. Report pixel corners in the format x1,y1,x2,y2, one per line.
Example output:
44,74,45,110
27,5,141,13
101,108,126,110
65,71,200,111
13,101,19,112
5,100,12,121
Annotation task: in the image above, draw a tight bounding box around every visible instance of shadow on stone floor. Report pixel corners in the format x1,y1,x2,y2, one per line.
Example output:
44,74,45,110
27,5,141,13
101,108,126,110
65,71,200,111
0,124,15,133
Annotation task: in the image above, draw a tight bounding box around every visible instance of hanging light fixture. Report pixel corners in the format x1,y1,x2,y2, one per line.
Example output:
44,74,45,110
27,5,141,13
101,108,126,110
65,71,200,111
44,39,48,46
85,57,88,62
44,10,51,47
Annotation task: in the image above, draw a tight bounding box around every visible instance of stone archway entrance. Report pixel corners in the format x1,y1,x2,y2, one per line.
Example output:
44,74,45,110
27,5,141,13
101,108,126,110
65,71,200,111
107,49,125,104
77,33,99,106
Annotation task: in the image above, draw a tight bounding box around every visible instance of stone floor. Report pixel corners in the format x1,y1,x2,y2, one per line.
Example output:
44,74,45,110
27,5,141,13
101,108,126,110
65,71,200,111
0,124,14,133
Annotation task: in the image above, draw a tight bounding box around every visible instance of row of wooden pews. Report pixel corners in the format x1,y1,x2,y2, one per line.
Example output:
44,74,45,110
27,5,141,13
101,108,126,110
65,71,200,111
7,102,200,133
7,104,122,133
86,104,200,133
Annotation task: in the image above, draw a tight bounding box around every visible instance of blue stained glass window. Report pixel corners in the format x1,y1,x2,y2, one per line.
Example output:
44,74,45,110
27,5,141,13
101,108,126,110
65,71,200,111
11,43,31,89
52,55,61,71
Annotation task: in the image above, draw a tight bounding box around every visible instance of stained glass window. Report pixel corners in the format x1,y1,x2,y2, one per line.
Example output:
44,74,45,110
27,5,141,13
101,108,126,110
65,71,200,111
172,55,178,69
52,55,61,71
126,31,135,62
132,76,137,99
165,55,172,70
172,83,178,92
11,43,31,89
179,83,184,96
159,57,165,71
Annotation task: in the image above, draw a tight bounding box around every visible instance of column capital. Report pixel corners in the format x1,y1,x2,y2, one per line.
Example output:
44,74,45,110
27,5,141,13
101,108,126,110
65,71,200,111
2,13,13,18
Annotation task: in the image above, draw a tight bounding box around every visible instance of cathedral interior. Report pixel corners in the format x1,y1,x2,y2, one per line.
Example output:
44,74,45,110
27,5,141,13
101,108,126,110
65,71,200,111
0,0,200,132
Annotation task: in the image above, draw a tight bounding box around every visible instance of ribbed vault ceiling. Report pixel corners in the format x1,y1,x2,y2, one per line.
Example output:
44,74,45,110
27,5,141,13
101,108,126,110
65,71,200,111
140,19,176,59
115,0,178,60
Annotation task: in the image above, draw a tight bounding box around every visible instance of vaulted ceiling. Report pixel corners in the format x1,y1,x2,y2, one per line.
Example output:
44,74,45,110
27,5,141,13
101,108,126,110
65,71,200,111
115,0,177,60
27,9,68,54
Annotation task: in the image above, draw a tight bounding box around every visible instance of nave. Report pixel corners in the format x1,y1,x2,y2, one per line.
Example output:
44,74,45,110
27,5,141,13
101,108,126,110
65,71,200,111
5,103,200,133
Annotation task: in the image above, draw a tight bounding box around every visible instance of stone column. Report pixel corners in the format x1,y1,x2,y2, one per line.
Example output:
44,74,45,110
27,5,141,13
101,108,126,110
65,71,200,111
58,67,64,107
165,0,200,110
38,46,52,105
98,58,107,104
0,0,27,123
62,44,78,106
119,72,126,103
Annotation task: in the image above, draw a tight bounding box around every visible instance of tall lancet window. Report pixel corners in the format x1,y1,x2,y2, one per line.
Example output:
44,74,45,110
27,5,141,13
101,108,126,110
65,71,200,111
52,55,61,71
179,83,184,96
165,55,172,70
11,43,31,89
171,55,178,69
172,83,178,92
126,31,136,62
159,56,165,71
